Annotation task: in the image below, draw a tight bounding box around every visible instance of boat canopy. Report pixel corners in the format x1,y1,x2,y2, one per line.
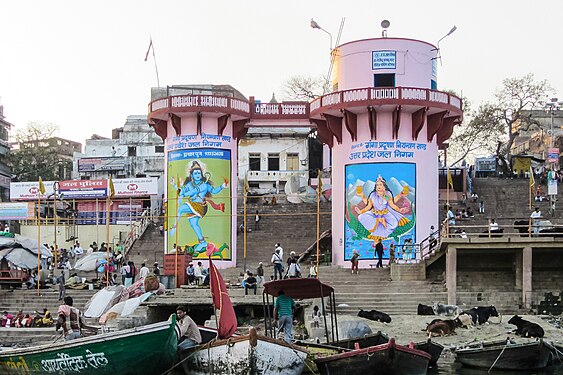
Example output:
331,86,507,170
263,278,334,299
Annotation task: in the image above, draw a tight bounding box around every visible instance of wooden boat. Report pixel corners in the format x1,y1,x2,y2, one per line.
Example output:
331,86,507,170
454,339,553,370
314,338,431,375
0,315,177,375
294,341,348,374
180,327,308,375
332,331,443,366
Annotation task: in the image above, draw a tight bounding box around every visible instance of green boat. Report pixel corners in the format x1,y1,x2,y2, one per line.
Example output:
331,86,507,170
0,315,177,375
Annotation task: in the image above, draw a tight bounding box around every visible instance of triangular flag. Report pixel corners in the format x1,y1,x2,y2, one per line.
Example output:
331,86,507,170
144,37,153,62
38,177,46,195
109,177,115,198
530,166,535,188
209,259,237,339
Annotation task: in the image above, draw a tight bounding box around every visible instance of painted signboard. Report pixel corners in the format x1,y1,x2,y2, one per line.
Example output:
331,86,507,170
372,50,396,70
344,162,416,261
58,180,108,199
167,148,232,260
0,202,35,220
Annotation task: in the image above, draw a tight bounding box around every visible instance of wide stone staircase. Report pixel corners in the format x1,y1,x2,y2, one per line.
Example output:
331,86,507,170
126,222,164,267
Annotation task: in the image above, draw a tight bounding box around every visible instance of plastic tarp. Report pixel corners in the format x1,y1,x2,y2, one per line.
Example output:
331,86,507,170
15,236,52,257
0,237,17,249
5,248,41,269
84,289,118,318
337,320,373,340
99,292,152,324
74,253,108,272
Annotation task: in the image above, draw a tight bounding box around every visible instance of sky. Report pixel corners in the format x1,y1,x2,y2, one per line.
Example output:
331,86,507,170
1,0,563,145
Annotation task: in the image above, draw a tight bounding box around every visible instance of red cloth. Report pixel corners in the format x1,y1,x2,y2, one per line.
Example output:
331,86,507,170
209,259,237,339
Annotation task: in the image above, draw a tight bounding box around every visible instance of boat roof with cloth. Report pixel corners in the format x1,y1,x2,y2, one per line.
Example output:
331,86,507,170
263,278,334,299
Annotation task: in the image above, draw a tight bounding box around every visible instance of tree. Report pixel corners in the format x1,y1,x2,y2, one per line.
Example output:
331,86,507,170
282,75,325,101
447,74,552,171
7,122,72,181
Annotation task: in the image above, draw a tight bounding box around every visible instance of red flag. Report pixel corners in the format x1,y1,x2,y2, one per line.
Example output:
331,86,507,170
144,38,153,62
209,259,237,339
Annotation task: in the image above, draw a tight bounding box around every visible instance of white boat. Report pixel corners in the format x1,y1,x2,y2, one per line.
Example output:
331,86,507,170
180,327,308,375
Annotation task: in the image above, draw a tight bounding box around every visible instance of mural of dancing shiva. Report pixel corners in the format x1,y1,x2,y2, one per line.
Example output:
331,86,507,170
344,162,416,261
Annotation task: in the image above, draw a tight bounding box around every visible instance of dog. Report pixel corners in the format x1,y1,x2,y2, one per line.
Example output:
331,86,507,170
432,302,463,317
417,303,435,316
425,319,458,337
358,309,392,323
508,315,544,338
454,313,474,328
464,306,500,325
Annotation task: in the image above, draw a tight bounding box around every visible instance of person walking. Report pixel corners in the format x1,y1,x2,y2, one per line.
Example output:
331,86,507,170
350,249,360,274
271,249,284,280
274,290,295,343
375,239,384,268
58,271,66,301
479,200,485,214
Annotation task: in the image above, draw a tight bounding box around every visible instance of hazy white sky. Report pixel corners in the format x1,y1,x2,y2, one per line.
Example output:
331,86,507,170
1,0,562,145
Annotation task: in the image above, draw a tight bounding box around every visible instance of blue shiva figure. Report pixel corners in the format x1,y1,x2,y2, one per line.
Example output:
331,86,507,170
170,160,228,252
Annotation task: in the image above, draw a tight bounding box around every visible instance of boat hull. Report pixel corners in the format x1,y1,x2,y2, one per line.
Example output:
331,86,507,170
0,317,177,375
314,339,430,375
455,340,552,370
181,332,308,375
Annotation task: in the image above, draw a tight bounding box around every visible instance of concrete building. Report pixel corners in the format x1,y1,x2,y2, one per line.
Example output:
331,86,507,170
73,115,165,183
511,109,563,162
0,105,12,202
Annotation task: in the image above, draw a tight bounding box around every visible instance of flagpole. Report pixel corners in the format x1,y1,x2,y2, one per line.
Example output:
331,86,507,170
175,186,179,288
152,41,160,88
53,182,59,272
243,179,247,273
106,194,110,287
445,149,450,237
316,170,322,279
37,188,41,296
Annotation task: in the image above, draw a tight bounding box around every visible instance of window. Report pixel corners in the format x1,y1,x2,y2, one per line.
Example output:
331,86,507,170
287,153,299,171
128,146,137,156
268,153,279,171
155,145,164,153
374,73,395,87
249,153,261,171
431,80,437,90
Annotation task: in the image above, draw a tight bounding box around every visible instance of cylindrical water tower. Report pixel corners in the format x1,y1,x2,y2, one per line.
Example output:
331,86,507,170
148,94,252,269
310,37,463,268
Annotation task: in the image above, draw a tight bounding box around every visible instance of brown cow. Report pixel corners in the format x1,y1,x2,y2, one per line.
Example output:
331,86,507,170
425,319,458,337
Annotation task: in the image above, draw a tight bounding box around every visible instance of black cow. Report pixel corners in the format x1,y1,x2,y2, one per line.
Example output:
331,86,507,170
417,303,435,316
358,309,392,323
508,315,545,338
464,306,499,325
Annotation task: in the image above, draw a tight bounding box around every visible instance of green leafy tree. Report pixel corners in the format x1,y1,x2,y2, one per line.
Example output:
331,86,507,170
7,122,72,181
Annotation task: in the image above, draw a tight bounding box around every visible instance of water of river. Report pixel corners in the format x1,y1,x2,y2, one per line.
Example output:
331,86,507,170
432,357,563,375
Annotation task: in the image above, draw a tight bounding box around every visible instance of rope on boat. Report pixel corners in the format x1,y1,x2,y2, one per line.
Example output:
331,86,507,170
552,344,563,364
488,343,508,373
159,337,220,375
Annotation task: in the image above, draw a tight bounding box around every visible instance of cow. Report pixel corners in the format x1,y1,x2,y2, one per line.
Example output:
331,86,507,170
464,306,500,325
508,315,545,338
432,302,463,316
425,319,459,337
455,313,474,328
358,309,392,323
417,303,435,316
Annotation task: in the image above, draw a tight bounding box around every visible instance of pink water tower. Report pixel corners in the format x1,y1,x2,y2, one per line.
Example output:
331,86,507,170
310,35,463,268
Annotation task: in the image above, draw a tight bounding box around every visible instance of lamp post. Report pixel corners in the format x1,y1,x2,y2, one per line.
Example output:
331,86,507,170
310,19,333,52
543,97,561,215
311,18,334,94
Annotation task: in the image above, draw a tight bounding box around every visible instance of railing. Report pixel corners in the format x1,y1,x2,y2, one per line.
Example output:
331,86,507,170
122,208,151,257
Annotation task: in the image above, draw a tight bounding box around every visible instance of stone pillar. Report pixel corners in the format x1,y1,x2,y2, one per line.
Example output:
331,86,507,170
522,246,533,308
446,247,457,305
515,251,523,290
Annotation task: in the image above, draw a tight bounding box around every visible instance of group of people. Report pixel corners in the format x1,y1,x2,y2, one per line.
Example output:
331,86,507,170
1,308,54,328
186,261,208,286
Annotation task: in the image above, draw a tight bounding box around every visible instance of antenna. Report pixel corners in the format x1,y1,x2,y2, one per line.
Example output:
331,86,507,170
381,20,390,37
324,17,345,94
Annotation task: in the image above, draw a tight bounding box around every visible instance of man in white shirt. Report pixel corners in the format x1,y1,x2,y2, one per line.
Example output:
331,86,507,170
139,263,149,279
74,243,84,261
194,262,205,285
275,243,284,261
3,224,9,233
530,207,542,236
489,219,499,231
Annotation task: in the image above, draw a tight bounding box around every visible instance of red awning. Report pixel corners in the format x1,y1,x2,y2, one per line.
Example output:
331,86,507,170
263,278,334,299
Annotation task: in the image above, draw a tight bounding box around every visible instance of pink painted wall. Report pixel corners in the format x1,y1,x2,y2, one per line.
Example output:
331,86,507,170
333,38,438,91
330,38,440,268
164,116,237,269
